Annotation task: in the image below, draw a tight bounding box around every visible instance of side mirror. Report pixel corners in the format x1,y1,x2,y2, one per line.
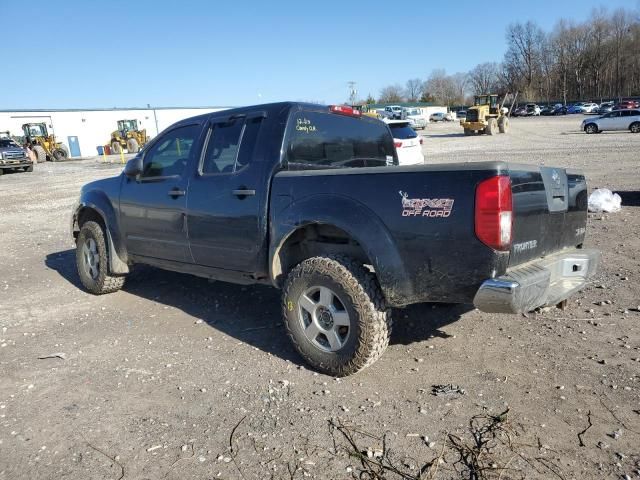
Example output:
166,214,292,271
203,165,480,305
124,156,143,178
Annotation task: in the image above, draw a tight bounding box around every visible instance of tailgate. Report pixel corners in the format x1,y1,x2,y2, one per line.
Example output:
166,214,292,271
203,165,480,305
509,165,588,266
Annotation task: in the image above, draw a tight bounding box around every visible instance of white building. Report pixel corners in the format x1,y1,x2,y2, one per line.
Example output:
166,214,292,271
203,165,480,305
0,106,231,158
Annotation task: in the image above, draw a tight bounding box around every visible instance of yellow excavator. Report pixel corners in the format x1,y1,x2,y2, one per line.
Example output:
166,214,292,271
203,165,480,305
110,119,147,154
22,123,69,162
460,93,511,135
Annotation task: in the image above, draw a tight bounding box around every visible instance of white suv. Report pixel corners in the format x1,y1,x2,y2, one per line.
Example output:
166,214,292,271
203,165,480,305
582,109,640,134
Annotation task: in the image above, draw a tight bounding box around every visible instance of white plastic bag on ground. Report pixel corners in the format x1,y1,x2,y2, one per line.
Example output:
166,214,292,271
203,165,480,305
588,188,622,213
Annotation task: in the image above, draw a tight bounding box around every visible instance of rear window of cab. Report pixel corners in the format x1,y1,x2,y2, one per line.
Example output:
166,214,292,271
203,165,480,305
285,110,397,169
388,123,418,140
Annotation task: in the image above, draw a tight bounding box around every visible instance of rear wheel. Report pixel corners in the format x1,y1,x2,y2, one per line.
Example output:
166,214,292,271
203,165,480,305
630,122,640,133
498,116,509,133
463,128,474,136
76,221,125,295
111,141,122,154
282,255,391,376
33,145,46,163
584,123,598,134
126,138,139,153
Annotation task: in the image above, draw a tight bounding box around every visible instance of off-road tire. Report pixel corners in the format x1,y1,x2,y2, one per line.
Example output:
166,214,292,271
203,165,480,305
498,116,509,133
76,221,125,295
33,145,46,163
282,255,392,376
126,138,140,153
485,117,497,135
463,128,474,136
52,147,68,161
584,123,598,134
630,122,640,134
111,141,122,154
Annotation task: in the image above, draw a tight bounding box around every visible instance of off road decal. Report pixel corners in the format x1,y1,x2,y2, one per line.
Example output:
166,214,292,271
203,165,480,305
399,191,454,218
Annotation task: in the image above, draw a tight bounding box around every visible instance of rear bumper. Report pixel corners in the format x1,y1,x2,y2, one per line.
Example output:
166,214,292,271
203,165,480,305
473,248,600,314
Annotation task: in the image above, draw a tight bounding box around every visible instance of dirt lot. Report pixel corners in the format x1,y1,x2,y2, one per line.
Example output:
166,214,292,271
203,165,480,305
1,115,639,479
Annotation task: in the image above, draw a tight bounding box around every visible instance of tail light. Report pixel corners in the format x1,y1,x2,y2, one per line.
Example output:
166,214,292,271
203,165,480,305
419,138,423,145
329,105,362,117
475,175,512,251
394,141,402,148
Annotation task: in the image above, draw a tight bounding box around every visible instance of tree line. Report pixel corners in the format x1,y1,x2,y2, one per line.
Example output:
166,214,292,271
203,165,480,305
372,7,639,106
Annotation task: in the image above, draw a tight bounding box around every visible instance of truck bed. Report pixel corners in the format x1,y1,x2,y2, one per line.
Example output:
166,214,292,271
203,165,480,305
270,161,589,307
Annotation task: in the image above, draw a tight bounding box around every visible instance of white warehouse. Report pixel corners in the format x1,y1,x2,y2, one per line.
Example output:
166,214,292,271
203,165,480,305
0,106,231,158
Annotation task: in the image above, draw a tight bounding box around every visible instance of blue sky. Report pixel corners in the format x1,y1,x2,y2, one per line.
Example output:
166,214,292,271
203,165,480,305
2,0,636,109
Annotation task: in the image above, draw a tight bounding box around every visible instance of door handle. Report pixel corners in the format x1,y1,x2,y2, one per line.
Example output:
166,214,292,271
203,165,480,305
232,188,256,197
168,188,186,197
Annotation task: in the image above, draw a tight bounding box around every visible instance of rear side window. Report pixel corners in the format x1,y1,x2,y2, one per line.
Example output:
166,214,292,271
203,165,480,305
201,117,262,174
286,111,396,169
389,124,417,140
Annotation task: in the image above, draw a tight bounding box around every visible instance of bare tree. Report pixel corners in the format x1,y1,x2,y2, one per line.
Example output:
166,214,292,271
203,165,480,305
505,21,545,99
405,79,423,102
468,62,500,94
378,84,405,103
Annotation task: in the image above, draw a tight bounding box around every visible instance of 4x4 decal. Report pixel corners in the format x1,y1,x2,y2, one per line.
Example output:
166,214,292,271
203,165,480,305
399,191,454,218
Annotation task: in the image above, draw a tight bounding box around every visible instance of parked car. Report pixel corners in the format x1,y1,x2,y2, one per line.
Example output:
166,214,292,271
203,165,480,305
567,103,590,114
71,101,599,375
381,105,403,119
512,106,527,117
613,100,640,110
582,109,640,134
550,104,568,115
579,102,599,113
525,104,541,116
404,107,427,130
0,137,33,175
597,102,614,114
540,105,554,115
385,120,424,166
429,112,452,122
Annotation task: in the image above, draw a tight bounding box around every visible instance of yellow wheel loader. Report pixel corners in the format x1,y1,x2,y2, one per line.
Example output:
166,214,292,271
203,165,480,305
110,120,147,154
22,123,69,162
460,94,511,136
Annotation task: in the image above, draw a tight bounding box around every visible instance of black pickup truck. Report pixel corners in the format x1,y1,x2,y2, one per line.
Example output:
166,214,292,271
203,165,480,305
72,102,599,376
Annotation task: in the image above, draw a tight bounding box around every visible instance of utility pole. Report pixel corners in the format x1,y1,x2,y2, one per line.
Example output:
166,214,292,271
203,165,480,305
347,81,357,106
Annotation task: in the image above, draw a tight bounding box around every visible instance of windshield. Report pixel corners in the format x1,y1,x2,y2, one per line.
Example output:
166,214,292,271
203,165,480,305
406,109,420,115
0,139,19,148
286,111,397,169
475,96,490,105
26,125,46,136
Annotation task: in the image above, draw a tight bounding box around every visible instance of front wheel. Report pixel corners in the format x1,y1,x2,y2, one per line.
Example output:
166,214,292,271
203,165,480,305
630,122,640,133
53,147,68,161
126,138,140,153
584,123,598,134
76,221,125,294
282,256,391,376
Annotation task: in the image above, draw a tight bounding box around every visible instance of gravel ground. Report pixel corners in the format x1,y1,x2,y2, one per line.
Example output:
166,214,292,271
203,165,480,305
0,115,639,479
